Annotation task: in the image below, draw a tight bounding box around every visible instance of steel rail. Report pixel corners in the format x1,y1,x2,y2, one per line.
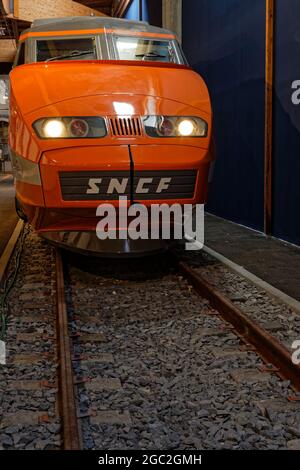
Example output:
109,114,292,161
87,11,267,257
175,258,300,392
0,220,24,284
55,249,81,450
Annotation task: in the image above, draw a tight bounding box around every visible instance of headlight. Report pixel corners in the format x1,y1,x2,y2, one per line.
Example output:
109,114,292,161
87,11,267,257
43,119,65,138
143,116,208,138
33,117,107,139
178,119,196,136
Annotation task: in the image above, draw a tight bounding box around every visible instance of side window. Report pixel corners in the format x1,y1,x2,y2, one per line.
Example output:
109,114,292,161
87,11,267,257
16,42,25,66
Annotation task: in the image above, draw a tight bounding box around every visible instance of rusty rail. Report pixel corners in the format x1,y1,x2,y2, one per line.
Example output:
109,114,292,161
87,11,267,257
55,249,81,450
0,220,24,284
176,258,300,392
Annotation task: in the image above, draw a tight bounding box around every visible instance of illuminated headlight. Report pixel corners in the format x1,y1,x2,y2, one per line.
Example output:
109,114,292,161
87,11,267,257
33,117,107,139
143,116,208,138
43,119,66,138
178,119,196,136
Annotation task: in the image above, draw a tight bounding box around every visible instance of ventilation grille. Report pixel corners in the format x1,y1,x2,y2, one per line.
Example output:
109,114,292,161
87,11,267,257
109,117,142,137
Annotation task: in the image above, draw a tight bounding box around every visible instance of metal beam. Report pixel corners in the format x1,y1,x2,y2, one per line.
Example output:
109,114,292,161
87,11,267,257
264,0,275,235
162,0,182,43
112,0,132,18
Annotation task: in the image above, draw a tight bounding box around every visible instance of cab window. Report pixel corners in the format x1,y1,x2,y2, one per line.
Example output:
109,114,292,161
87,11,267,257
36,37,97,62
114,37,181,64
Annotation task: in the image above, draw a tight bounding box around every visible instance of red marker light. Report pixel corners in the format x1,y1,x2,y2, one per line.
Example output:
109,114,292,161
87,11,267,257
158,118,174,137
70,119,89,138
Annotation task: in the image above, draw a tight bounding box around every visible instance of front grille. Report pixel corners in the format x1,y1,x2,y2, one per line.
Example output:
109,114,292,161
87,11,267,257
109,117,142,137
59,170,197,201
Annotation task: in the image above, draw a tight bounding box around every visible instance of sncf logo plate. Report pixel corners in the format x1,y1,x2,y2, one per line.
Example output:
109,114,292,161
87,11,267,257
86,177,171,195
59,170,196,201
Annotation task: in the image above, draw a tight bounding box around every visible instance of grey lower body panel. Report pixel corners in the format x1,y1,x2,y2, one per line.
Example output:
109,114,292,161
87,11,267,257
40,231,176,257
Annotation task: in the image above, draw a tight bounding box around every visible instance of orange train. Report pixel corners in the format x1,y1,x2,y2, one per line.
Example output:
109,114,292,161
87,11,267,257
9,16,214,256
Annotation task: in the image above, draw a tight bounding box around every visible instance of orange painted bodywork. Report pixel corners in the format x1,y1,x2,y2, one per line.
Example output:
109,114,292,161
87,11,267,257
9,52,214,234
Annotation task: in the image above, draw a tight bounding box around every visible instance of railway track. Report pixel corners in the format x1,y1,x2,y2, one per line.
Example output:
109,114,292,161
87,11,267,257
1,227,300,450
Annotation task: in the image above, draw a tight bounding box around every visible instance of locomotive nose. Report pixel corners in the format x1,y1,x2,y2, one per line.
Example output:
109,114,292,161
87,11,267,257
10,61,213,242
9,61,211,116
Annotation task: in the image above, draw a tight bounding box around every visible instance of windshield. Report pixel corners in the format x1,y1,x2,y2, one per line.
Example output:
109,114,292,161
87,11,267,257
36,37,97,62
114,37,180,63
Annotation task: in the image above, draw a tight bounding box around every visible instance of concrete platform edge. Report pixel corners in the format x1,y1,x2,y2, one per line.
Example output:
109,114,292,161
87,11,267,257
203,245,300,315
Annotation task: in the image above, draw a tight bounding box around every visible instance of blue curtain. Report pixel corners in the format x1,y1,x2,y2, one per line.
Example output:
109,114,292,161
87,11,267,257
183,0,266,232
272,0,300,245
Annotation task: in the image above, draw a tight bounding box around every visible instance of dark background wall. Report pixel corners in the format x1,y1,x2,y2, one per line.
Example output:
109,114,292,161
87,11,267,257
0,63,13,74
123,0,300,246
273,0,300,246
146,0,162,27
182,0,266,232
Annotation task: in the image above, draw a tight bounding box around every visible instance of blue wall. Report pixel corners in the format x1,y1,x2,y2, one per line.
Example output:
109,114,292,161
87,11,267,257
124,0,140,20
273,0,300,245
124,0,161,26
183,0,266,232
124,0,149,22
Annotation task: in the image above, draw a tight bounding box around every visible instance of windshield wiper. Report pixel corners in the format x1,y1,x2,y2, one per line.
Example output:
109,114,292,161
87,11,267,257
135,52,167,59
45,50,95,62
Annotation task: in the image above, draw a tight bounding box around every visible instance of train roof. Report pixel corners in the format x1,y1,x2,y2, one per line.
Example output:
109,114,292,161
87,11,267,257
20,16,174,37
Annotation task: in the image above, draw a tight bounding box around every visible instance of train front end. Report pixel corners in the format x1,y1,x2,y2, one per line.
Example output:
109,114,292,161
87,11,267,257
9,17,214,256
